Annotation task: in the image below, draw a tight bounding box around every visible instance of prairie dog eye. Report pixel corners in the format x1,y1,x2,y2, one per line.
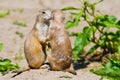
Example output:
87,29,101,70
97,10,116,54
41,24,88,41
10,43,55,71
42,11,46,14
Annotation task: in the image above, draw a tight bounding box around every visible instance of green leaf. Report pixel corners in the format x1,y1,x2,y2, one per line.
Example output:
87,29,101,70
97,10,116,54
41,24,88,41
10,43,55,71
106,15,117,23
87,44,100,55
68,32,79,36
116,20,120,29
66,20,77,29
90,68,107,76
100,15,117,24
96,15,118,28
91,55,120,80
117,45,120,54
87,2,96,9
73,34,83,60
0,9,10,18
109,56,120,67
116,20,120,25
73,27,93,60
0,43,3,52
13,20,27,27
62,6,80,11
66,10,83,29
87,0,103,9
116,30,120,37
0,59,19,75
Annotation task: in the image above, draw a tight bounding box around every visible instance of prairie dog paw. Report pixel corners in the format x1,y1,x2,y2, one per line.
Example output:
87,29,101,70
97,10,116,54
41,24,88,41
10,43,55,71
41,37,46,43
40,64,50,69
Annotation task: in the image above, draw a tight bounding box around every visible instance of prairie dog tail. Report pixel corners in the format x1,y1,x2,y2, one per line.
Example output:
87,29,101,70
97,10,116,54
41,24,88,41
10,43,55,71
65,64,77,75
11,67,30,78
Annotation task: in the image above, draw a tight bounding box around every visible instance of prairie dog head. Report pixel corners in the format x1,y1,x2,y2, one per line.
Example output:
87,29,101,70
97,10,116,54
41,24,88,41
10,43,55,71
36,9,52,23
52,9,65,23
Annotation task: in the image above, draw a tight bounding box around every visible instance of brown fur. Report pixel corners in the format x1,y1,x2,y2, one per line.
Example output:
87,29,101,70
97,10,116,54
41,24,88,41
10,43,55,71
12,9,52,77
47,10,76,75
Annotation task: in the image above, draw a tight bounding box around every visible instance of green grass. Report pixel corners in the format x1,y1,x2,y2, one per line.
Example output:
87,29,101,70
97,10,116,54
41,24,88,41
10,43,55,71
0,9,10,18
13,20,27,27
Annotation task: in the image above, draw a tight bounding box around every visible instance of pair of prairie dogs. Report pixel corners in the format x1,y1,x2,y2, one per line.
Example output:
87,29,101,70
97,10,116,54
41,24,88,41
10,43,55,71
18,9,76,75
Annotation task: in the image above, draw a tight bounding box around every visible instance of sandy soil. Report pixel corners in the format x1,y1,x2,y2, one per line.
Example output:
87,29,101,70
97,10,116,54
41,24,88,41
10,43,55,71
0,0,120,80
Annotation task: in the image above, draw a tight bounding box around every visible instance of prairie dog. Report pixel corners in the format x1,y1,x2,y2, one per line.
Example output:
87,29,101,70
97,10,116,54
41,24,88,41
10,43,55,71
24,9,52,69
12,9,52,77
47,10,76,75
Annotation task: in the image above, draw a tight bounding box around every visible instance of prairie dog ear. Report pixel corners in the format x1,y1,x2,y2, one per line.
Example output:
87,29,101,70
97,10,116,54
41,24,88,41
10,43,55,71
51,9,60,20
52,9,65,21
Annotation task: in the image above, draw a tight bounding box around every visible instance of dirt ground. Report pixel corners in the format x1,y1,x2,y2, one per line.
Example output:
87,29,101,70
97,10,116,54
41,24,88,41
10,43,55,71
0,0,120,80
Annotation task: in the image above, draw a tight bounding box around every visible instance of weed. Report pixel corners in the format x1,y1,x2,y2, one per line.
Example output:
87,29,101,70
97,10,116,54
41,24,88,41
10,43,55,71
0,43,3,52
0,9,10,18
63,0,120,79
0,59,19,75
16,31,24,39
63,0,120,61
17,8,24,13
91,54,120,80
13,20,27,27
14,46,24,60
